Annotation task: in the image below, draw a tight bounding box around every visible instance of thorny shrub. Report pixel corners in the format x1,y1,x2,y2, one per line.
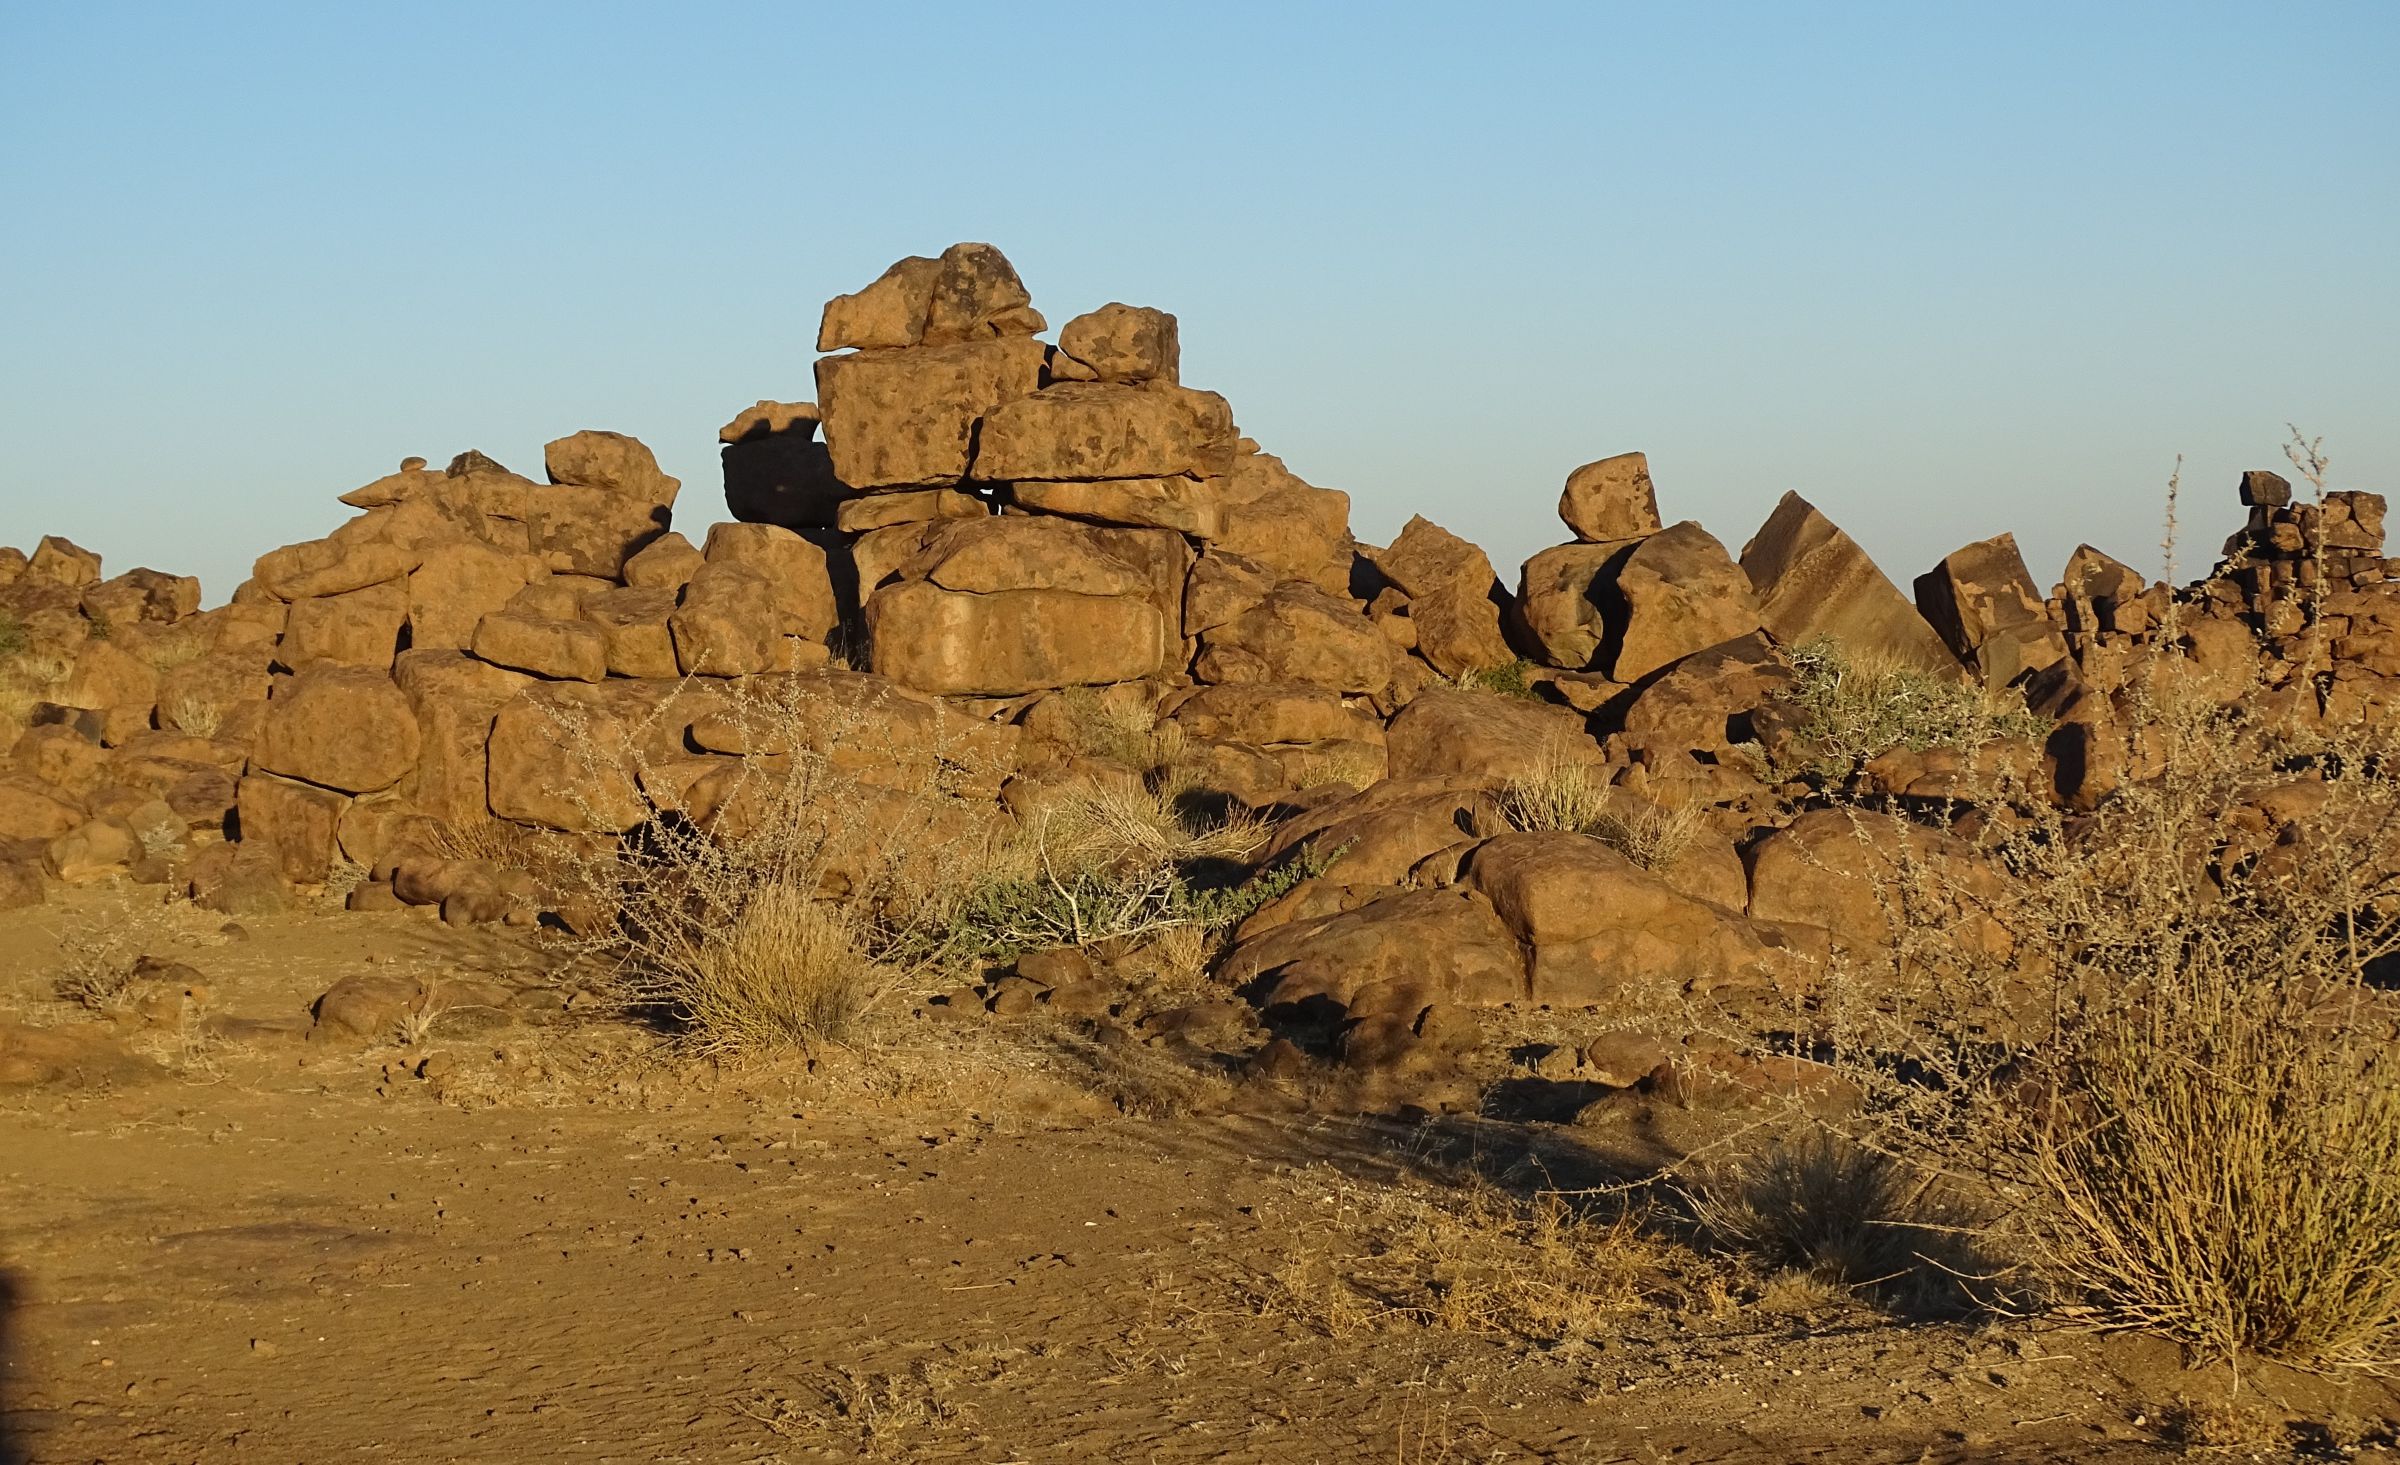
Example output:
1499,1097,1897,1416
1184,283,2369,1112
1765,442,2400,1371
1774,636,2051,783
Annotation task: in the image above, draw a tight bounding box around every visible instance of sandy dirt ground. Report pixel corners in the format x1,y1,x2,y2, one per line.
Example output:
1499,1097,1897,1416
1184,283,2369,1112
3,886,2396,1464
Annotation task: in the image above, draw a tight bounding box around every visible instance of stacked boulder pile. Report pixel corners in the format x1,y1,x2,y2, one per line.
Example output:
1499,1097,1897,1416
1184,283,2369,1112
1,240,2394,1104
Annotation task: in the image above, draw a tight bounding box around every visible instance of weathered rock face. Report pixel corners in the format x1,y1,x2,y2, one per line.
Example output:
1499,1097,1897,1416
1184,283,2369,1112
1558,452,1662,543
698,524,839,644
1462,833,1784,1004
859,516,1176,696
818,243,1042,353
255,668,422,795
1367,517,1514,679
814,338,1048,489
1515,542,1628,670
545,429,680,507
1915,532,2068,687
1741,493,1960,674
972,384,1237,483
1605,522,1761,683
670,562,790,678
1383,689,1597,782
1055,303,1180,384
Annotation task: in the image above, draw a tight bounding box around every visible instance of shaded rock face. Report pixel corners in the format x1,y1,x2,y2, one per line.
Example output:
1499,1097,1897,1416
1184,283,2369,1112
1740,492,1961,675
1604,522,1761,683
1914,532,2068,688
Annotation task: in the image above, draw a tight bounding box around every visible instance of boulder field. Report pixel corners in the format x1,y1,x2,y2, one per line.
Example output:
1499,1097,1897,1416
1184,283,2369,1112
2,242,2394,1093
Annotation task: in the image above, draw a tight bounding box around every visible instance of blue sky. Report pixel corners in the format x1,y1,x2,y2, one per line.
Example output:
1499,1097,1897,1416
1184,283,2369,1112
2,2,2393,603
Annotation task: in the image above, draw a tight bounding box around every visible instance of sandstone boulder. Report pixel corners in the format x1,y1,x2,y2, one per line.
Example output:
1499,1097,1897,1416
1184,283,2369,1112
1384,688,1599,782
1558,452,1662,543
1368,516,1516,678
582,586,682,679
406,540,534,653
1055,303,1180,384
670,562,789,677
1606,521,1761,683
237,773,348,882
1224,887,1527,1015
393,652,531,825
279,580,409,668
44,815,141,883
1007,478,1220,538
0,775,86,842
972,384,1237,483
26,536,102,588
471,613,608,683
699,523,840,644
834,488,988,533
256,667,422,794
1195,584,1402,698
544,429,680,507
865,580,1169,696
1915,533,2069,687
254,537,418,601
621,531,705,590
1515,542,1629,670
1740,493,1959,675
814,337,1047,489
1208,450,1357,596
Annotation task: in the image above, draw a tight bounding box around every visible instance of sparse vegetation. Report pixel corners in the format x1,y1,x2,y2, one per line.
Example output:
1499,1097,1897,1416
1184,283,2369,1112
1774,636,2050,781
1774,451,2400,1371
1450,658,1536,698
0,609,26,658
1498,745,1704,870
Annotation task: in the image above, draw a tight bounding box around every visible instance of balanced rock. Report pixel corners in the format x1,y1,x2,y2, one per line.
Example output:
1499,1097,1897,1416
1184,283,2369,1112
1558,452,1662,543
1056,304,1180,384
1367,517,1515,679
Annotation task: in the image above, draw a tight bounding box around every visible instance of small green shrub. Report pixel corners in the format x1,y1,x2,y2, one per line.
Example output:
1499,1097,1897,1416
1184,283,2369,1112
1451,659,1536,699
1775,637,2049,780
0,611,27,659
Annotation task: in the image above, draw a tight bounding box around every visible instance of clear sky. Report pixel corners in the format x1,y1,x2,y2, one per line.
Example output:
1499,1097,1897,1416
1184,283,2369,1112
3,2,2393,605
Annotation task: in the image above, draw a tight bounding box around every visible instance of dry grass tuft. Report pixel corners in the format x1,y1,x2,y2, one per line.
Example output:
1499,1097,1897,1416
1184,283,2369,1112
1686,1129,1987,1313
1251,1170,1714,1342
664,885,873,1052
1498,747,1704,870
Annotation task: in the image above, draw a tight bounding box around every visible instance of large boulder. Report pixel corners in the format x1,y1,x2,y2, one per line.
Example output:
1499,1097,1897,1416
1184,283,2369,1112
253,537,419,601
1462,832,1786,1004
865,581,1169,696
406,540,535,653
1384,688,1599,782
670,562,791,677
817,242,1043,353
1209,450,1357,596
1605,522,1761,682
1515,542,1630,670
544,429,680,507
1558,452,1662,543
1168,684,1385,749
393,652,531,825
1055,304,1180,384
1740,493,1960,675
694,523,840,644
582,586,682,679
1367,517,1515,679
1915,533,2069,687
813,337,1047,490
236,774,349,882
1223,887,1527,1015
1196,584,1403,699
1008,478,1220,537
471,613,608,683
279,580,409,668
971,383,1237,483
255,667,422,794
